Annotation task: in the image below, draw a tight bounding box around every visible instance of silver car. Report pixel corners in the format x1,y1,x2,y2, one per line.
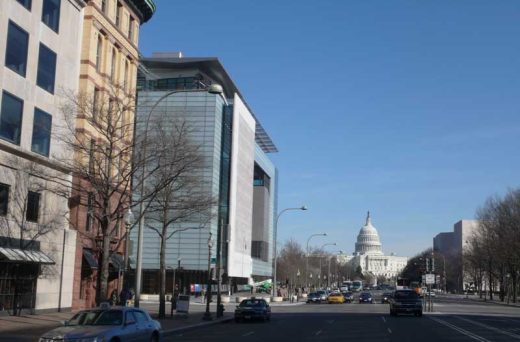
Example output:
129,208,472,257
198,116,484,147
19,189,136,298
39,306,162,342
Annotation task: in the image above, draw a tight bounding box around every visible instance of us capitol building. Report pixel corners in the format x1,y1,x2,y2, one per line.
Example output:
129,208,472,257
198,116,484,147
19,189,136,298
340,212,408,280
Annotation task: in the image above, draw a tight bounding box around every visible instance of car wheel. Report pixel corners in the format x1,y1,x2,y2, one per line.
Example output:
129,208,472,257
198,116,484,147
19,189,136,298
417,311,423,317
235,317,240,323
110,338,121,342
150,332,159,342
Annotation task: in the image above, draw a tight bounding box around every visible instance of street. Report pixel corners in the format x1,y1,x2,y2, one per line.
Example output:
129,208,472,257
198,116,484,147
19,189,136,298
164,294,520,342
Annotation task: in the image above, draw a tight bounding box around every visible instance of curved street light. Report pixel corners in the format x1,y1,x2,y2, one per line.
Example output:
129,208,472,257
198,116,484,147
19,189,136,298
134,85,225,307
305,233,327,289
272,206,307,298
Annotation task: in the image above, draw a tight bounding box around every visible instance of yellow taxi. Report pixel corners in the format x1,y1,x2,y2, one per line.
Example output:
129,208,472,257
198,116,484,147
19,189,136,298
327,292,345,304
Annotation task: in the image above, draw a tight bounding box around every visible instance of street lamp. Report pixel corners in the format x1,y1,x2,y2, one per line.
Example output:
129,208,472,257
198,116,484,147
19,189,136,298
133,85,225,308
272,206,308,298
318,243,336,289
203,233,214,321
305,233,327,288
123,208,134,287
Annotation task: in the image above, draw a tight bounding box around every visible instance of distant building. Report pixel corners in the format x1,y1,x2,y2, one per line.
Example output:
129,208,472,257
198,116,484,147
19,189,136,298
433,220,480,292
132,54,278,294
343,212,407,282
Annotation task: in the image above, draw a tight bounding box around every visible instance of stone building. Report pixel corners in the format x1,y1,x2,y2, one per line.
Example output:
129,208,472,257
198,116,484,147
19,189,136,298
0,0,85,313
342,212,408,282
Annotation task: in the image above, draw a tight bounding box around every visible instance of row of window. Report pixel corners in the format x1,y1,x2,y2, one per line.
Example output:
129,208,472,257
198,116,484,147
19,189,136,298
0,91,52,156
5,21,57,94
95,34,133,90
0,183,40,223
16,0,61,33
100,0,136,42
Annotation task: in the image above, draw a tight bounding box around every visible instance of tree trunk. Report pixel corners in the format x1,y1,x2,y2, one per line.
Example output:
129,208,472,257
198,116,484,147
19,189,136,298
158,224,167,318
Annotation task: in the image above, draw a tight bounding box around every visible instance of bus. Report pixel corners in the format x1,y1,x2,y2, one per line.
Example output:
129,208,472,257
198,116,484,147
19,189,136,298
350,280,363,292
340,281,352,292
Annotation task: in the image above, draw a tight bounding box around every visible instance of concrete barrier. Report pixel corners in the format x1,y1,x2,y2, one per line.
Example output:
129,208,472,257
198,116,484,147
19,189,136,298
271,296,283,302
221,296,230,303
236,296,248,303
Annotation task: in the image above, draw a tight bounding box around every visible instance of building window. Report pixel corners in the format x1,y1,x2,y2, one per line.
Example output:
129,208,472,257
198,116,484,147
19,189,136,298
26,191,40,223
89,139,96,173
86,192,94,231
96,35,103,72
0,183,9,216
124,60,129,90
16,0,32,10
101,0,106,13
93,88,100,120
115,1,122,26
110,48,117,81
42,0,60,32
37,44,57,94
31,108,52,156
128,16,134,41
0,91,23,145
5,21,29,77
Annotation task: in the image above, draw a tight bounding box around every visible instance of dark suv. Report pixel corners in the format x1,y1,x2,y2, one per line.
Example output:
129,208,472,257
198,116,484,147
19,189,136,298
389,290,423,317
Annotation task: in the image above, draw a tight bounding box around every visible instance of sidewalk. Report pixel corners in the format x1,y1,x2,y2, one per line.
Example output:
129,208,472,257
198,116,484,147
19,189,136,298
449,294,520,308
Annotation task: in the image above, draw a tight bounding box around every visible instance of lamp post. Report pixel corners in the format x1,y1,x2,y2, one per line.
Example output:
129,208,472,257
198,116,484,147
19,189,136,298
328,250,343,289
203,233,214,321
123,208,134,289
272,206,308,298
318,243,336,289
305,233,326,288
133,84,225,308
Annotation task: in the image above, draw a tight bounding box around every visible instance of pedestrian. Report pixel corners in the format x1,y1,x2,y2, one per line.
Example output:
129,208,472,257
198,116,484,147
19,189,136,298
201,288,205,303
119,288,130,307
110,289,118,306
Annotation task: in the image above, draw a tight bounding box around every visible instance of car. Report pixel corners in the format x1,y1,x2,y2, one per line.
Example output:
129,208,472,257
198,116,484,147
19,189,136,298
381,292,393,304
307,292,322,303
340,285,349,292
327,292,345,304
235,298,271,322
316,290,328,302
343,292,354,303
389,290,423,317
39,306,162,342
359,292,373,303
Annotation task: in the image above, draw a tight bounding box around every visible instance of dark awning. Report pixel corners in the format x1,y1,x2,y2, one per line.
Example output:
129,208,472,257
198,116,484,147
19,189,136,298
0,247,54,264
110,253,125,271
82,249,98,269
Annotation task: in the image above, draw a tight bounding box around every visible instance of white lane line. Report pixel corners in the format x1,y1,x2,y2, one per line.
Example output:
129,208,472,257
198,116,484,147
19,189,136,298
387,328,392,334
429,317,491,342
242,331,255,337
456,316,520,340
381,316,386,323
315,330,322,336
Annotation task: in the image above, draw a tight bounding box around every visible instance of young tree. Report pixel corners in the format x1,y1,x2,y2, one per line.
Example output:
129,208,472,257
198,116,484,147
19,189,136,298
143,119,216,318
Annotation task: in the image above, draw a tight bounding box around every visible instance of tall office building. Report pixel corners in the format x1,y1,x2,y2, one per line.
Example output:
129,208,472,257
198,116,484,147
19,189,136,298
0,0,85,313
133,54,278,294
68,0,155,309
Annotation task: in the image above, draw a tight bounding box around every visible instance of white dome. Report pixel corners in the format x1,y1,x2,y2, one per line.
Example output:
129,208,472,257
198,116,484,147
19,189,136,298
355,212,383,255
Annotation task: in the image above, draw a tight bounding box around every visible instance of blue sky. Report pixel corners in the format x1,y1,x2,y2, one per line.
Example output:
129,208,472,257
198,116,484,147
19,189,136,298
139,1,520,257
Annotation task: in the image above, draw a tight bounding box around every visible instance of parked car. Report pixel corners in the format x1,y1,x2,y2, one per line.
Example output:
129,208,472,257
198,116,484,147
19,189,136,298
307,292,322,303
316,290,328,302
343,292,354,303
381,292,393,304
359,292,374,303
235,298,271,322
39,306,161,342
389,290,423,317
327,292,345,304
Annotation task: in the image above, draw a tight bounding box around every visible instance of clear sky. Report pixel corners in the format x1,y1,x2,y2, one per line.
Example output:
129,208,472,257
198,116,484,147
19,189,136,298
139,1,520,257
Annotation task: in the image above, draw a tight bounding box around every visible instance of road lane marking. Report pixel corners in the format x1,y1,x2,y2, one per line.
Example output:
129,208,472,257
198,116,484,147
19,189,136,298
381,316,386,323
429,317,491,342
315,330,322,336
242,331,255,337
325,319,335,324
387,328,392,334
456,316,520,340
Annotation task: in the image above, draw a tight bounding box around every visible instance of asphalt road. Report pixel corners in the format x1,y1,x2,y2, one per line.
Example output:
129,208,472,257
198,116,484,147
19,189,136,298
165,295,520,342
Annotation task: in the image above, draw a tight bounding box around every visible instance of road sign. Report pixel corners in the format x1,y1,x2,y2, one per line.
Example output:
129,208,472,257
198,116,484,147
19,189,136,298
425,274,435,285
436,275,441,284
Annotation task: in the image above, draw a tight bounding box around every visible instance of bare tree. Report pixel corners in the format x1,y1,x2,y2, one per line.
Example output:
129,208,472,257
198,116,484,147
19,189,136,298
143,118,216,318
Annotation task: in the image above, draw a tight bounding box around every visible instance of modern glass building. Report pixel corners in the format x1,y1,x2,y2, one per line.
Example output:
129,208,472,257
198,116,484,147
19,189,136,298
132,54,278,294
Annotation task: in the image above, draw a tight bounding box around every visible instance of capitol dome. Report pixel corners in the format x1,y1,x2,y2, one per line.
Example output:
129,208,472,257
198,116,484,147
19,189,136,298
354,211,383,255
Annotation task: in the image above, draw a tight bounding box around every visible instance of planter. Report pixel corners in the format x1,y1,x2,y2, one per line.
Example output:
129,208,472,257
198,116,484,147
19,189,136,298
221,295,230,303
236,296,248,303
301,293,308,299
271,296,283,302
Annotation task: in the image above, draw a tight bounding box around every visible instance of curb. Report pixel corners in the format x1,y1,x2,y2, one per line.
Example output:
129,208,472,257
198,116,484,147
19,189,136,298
464,297,520,308
162,316,233,336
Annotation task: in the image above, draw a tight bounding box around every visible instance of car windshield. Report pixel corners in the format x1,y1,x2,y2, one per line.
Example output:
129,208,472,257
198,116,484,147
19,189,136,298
67,310,123,326
240,300,265,307
394,291,420,299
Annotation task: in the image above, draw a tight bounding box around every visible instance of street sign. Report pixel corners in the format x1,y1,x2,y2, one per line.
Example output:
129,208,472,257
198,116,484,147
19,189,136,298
436,275,441,284
422,274,426,283
425,274,435,285
210,257,216,265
